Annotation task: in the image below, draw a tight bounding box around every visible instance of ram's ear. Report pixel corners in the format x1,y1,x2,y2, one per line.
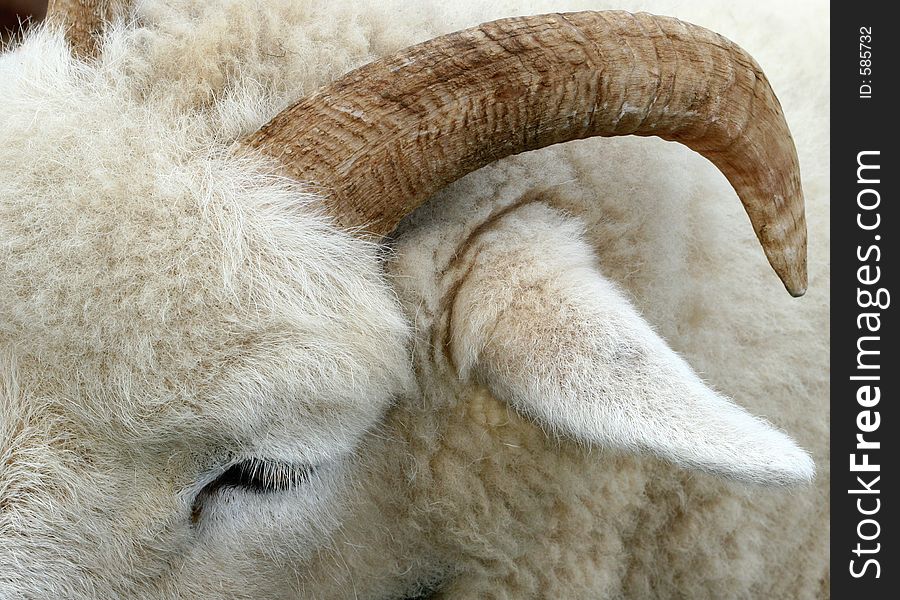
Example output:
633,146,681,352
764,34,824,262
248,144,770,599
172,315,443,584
450,206,814,485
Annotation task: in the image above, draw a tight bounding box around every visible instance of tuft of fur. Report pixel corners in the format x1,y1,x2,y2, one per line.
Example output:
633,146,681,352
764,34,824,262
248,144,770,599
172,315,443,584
0,0,828,598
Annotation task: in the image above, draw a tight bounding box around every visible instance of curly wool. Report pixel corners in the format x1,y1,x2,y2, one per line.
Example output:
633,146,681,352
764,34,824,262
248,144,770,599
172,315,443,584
0,0,828,598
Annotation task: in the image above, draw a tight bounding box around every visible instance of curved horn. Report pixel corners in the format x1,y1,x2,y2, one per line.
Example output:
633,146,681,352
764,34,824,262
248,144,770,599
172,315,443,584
244,10,807,296
45,0,129,57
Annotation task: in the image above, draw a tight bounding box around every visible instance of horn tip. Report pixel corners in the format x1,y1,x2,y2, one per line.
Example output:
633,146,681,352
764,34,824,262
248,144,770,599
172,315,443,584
781,263,808,298
786,281,807,298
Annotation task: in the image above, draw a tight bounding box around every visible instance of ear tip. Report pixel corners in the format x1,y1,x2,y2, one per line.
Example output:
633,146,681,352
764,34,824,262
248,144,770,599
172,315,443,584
723,409,816,486
772,427,817,484
740,442,816,487
767,450,816,486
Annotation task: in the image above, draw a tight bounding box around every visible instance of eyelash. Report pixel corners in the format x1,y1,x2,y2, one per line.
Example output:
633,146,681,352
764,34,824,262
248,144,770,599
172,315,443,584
191,459,315,524
216,459,313,493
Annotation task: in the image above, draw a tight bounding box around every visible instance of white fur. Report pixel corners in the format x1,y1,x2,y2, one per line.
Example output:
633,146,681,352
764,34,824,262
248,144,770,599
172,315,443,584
443,203,813,484
0,0,829,598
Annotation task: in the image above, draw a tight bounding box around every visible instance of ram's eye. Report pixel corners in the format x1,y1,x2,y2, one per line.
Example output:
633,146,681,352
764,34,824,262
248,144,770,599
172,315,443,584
214,458,313,493
191,459,314,524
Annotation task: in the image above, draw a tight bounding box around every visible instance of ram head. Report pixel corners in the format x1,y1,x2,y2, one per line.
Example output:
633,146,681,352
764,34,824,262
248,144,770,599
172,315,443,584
0,1,814,598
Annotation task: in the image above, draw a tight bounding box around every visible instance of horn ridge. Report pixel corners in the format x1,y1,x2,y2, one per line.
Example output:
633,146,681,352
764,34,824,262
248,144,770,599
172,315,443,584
243,10,807,295
45,0,130,58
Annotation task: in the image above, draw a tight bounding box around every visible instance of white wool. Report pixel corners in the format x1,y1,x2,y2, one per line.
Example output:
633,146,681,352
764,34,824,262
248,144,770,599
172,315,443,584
0,0,828,598
0,18,413,598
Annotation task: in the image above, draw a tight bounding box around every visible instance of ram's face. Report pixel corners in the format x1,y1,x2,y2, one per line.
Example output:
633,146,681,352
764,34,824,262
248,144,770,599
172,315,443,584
1,5,815,599
0,160,411,594
0,32,413,597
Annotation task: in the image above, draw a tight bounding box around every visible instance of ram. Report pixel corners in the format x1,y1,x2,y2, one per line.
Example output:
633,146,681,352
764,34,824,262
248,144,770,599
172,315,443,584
0,0,829,598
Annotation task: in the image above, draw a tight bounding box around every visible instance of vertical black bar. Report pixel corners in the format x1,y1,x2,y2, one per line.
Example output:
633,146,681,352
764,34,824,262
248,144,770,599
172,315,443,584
831,2,896,597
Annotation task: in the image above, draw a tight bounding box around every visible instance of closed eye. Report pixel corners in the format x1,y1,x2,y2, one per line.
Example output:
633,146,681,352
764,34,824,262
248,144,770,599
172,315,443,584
191,458,315,524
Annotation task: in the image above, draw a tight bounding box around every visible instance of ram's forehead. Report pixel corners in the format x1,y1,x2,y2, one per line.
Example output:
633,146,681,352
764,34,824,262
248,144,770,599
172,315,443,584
0,31,413,431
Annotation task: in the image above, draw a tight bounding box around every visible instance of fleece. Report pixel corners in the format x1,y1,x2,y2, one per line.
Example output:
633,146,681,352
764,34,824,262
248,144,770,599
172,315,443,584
0,0,829,598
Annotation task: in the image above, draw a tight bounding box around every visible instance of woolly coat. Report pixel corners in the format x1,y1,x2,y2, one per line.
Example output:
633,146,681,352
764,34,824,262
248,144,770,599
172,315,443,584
0,0,829,598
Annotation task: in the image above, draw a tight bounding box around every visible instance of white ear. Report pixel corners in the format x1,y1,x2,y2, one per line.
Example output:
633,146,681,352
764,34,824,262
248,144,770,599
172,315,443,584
450,205,814,485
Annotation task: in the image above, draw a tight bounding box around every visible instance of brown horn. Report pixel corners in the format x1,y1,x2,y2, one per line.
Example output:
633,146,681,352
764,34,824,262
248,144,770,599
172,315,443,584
244,10,807,296
45,0,129,57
